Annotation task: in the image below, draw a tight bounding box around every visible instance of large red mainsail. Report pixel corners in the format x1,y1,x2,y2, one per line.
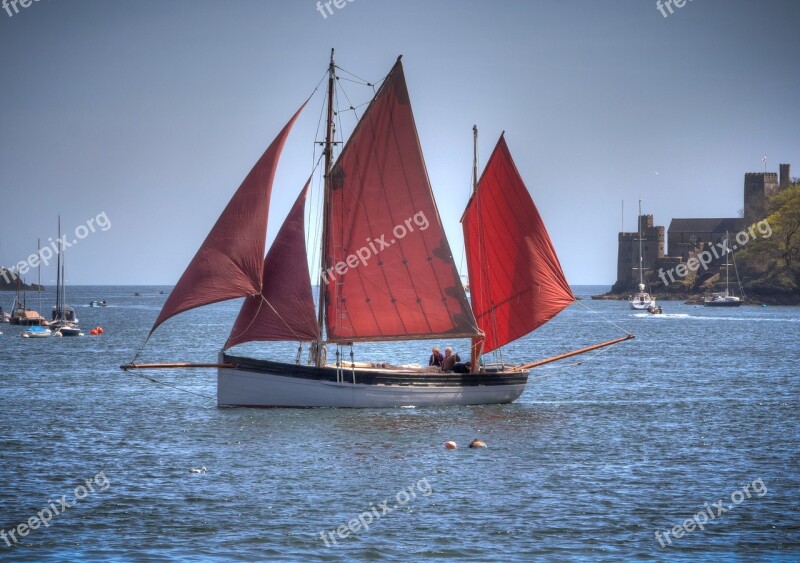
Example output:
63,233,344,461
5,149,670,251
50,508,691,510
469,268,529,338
151,104,305,334
225,181,319,348
324,60,478,342
462,135,574,354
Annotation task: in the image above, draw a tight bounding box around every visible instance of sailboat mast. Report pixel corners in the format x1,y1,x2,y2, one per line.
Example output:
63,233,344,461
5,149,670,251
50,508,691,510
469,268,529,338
472,125,478,194
638,200,643,286
37,238,41,313
56,216,62,319
469,125,483,373
725,231,731,296
315,48,336,366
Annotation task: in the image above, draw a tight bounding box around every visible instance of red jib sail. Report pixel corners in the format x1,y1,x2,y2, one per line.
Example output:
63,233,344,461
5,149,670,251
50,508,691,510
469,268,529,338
225,181,319,349
151,104,306,334
324,60,478,342
462,135,574,354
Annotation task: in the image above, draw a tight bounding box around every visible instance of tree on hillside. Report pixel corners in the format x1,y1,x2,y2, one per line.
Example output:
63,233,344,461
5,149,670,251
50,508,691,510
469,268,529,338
739,183,800,280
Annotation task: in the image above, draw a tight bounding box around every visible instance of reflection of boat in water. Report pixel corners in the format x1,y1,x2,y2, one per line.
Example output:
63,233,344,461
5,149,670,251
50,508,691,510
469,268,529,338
123,53,633,408
89,300,108,307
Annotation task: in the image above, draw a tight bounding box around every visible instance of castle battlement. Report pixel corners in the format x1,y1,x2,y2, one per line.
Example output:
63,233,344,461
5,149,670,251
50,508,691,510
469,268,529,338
614,161,793,292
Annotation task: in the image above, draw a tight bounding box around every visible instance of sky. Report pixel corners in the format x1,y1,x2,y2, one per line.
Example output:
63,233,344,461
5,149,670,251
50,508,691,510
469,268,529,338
1,0,798,286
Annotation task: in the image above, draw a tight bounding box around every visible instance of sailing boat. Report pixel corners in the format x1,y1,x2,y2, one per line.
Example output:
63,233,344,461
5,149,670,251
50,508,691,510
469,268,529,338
704,232,743,307
123,53,632,408
629,201,654,310
22,239,52,338
50,218,82,336
9,276,47,326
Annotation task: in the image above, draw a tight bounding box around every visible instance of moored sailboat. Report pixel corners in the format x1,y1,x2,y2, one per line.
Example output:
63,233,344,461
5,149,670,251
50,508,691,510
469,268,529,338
630,201,654,310
50,218,82,336
22,238,52,338
123,52,632,407
704,232,743,307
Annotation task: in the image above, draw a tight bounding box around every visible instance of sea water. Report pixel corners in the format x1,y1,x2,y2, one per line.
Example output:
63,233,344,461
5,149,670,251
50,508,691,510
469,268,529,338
0,286,798,560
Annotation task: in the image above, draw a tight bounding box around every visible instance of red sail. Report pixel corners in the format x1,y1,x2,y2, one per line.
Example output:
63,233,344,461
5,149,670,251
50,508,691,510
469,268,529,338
324,60,478,342
151,104,305,334
225,181,319,348
462,135,574,354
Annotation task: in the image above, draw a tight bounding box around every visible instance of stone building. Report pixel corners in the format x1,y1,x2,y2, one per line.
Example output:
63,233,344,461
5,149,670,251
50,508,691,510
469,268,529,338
615,214,664,289
667,218,744,261
613,163,792,290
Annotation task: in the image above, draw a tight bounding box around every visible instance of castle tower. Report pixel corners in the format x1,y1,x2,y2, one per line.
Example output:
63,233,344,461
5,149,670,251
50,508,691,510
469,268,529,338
780,164,791,189
615,214,664,290
744,172,779,225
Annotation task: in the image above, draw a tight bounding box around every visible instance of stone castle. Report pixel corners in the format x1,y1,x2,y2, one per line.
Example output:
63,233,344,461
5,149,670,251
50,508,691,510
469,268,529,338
614,163,793,291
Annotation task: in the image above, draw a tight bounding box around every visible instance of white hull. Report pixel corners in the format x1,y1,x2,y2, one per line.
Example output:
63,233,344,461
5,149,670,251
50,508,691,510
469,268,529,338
630,292,654,310
22,330,51,338
217,354,528,408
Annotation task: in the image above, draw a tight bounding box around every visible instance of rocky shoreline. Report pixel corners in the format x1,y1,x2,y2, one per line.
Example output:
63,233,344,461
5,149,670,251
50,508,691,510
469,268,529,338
0,270,43,292
591,290,800,306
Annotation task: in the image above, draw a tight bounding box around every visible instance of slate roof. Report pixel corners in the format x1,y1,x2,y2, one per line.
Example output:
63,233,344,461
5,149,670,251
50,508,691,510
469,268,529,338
668,218,744,234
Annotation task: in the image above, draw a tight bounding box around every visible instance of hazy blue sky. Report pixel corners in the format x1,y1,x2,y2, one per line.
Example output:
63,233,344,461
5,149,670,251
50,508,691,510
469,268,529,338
1,0,798,286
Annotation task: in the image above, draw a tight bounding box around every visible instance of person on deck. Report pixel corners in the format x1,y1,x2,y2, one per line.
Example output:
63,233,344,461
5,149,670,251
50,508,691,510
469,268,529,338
429,347,444,367
441,347,461,372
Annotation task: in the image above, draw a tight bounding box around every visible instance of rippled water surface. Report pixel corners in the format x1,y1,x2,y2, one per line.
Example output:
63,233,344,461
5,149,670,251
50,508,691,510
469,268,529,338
1,286,798,561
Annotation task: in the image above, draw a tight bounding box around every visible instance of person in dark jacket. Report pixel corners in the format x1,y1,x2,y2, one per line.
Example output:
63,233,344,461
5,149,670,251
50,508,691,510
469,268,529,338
429,347,444,367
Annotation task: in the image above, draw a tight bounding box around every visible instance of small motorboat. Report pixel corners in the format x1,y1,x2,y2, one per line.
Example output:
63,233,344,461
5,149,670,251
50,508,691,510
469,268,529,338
89,300,108,307
55,324,83,337
22,326,52,338
647,305,663,315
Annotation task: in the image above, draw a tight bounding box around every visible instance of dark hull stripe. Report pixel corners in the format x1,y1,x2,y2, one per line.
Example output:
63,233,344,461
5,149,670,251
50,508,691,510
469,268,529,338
222,354,529,387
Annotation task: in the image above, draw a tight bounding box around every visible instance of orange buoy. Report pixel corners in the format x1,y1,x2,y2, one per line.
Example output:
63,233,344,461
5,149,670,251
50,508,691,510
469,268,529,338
96,326,104,334
89,329,98,335
444,440,457,450
469,439,487,448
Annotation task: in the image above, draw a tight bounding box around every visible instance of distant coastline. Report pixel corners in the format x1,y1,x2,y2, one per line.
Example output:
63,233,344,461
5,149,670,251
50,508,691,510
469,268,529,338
0,268,43,292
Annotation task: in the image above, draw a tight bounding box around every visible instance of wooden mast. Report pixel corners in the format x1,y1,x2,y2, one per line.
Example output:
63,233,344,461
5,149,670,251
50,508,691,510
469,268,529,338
314,48,336,367
55,216,61,320
469,125,484,373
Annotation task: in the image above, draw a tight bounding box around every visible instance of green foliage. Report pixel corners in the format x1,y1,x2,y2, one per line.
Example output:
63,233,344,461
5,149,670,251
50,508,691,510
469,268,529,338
739,183,800,283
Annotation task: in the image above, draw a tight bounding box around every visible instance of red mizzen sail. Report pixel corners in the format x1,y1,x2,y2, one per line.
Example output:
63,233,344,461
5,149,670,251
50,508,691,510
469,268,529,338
324,60,478,342
462,135,574,354
225,181,319,348
150,104,306,334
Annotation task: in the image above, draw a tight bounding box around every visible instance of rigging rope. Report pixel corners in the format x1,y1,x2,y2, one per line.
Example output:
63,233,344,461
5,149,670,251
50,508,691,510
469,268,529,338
125,366,216,404
575,298,634,336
